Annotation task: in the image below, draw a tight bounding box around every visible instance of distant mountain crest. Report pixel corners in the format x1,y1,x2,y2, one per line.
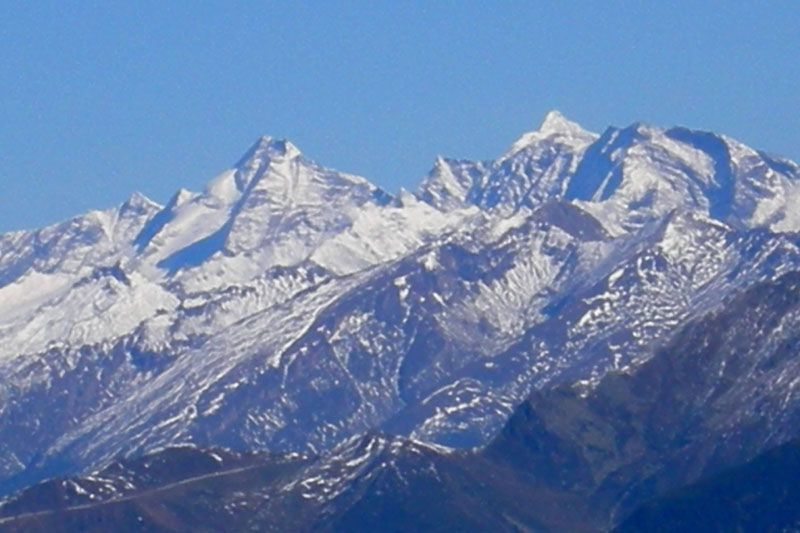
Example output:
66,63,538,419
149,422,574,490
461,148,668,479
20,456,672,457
507,109,599,155
2,112,800,511
234,135,302,168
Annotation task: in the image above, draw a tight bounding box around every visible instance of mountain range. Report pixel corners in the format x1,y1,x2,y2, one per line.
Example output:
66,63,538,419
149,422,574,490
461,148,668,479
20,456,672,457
2,111,800,530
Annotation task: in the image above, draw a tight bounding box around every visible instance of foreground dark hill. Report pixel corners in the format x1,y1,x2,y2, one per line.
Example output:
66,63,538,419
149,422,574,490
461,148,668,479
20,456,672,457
4,270,800,531
0,436,597,533
616,439,800,533
0,448,311,533
484,269,800,526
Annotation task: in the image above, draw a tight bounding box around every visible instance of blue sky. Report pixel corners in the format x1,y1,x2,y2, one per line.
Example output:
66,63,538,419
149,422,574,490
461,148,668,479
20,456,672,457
1,2,799,232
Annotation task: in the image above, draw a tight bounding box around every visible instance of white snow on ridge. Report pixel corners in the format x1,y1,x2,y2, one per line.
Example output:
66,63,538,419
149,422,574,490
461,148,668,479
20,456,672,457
1,112,798,362
507,110,599,156
3,111,800,491
311,192,481,275
0,271,73,322
0,112,797,366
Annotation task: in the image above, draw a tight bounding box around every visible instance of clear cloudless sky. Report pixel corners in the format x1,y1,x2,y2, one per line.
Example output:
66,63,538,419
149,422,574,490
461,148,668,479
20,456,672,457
1,1,799,231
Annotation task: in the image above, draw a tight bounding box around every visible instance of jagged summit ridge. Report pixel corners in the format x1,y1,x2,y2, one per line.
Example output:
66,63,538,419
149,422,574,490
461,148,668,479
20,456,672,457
507,109,599,155
122,191,161,211
2,113,800,500
235,135,302,168
540,109,579,133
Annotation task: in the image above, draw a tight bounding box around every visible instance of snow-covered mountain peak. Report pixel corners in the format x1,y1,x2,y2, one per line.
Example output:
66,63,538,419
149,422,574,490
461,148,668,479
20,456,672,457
507,110,598,155
431,155,449,172
228,135,307,194
171,187,199,206
417,157,487,211
236,135,301,166
539,110,586,136
457,112,598,214
6,114,800,502
396,187,418,205
122,191,160,211
226,134,388,205
564,122,800,235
